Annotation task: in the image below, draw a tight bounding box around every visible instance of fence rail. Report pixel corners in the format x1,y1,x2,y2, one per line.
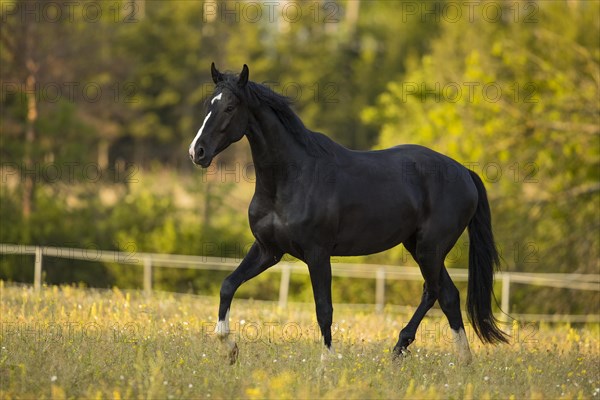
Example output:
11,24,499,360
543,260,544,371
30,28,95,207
1,243,598,323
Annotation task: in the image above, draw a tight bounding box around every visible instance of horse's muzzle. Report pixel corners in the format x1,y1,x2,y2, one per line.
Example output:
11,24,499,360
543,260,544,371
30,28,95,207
190,146,211,167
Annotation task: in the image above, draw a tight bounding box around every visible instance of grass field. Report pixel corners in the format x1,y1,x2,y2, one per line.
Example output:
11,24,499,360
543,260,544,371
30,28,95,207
0,282,598,399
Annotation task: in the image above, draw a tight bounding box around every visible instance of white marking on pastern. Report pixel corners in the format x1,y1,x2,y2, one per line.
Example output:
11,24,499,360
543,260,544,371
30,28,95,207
320,345,337,362
451,328,472,364
215,308,230,338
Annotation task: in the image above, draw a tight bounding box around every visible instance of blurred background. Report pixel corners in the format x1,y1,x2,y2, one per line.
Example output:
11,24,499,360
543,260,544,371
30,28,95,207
1,0,598,314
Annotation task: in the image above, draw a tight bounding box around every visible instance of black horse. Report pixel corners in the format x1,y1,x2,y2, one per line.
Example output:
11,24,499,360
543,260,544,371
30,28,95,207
189,64,508,364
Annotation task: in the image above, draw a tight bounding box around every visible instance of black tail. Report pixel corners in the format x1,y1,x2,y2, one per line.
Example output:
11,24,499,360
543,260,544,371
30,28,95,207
467,170,509,344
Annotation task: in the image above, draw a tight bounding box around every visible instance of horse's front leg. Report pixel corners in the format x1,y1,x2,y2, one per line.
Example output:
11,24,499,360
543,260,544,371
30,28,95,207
216,242,280,364
306,249,334,360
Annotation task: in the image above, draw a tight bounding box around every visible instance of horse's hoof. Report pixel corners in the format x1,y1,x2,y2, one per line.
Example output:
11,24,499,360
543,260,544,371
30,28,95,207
320,347,339,363
392,346,411,361
458,352,473,366
227,342,239,365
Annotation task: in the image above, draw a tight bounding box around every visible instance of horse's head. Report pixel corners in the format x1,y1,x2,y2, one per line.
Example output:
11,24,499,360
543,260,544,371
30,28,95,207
189,63,250,167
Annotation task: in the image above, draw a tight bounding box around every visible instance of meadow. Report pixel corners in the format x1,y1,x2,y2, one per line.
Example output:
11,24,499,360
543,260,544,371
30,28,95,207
0,282,598,399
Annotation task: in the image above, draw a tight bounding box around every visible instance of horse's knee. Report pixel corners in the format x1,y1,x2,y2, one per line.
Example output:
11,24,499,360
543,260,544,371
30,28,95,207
220,277,235,300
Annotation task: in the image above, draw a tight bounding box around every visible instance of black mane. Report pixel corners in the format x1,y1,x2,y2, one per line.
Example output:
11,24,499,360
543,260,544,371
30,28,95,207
215,73,336,156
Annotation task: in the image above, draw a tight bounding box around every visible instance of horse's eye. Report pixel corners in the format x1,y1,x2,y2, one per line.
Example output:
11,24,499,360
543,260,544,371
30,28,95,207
225,105,234,112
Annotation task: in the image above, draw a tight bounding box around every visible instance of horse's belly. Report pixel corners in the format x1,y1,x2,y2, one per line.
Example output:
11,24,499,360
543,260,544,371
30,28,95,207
332,206,418,256
332,239,406,257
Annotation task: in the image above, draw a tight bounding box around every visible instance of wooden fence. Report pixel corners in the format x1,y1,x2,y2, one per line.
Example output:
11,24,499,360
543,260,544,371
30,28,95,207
1,243,598,323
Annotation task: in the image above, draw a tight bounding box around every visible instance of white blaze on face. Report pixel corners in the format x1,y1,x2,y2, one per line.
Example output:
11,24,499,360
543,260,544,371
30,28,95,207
189,111,212,159
189,92,223,159
215,308,230,338
211,92,222,104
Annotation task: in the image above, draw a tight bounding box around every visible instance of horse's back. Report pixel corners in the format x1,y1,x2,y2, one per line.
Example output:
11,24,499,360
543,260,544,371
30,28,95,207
341,144,476,198
365,144,478,217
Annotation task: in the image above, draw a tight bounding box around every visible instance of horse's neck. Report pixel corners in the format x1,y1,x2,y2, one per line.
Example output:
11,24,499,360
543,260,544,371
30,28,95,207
246,109,309,192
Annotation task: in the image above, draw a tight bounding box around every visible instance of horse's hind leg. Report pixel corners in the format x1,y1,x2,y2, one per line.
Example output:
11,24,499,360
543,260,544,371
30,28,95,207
393,280,439,358
393,239,444,358
439,267,472,363
393,221,471,359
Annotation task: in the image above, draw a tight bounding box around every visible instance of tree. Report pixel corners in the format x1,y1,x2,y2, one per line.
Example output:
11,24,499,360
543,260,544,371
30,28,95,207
362,0,599,312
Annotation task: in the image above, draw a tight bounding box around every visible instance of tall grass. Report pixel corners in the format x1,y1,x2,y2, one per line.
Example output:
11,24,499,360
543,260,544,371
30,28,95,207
1,282,598,399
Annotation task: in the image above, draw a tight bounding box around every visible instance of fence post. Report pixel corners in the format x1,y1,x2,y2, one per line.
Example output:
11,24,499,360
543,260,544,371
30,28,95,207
34,246,43,292
376,268,385,313
278,263,291,309
501,273,510,322
143,256,152,296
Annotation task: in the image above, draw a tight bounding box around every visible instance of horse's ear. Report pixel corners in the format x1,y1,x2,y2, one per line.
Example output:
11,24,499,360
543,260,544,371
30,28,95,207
211,62,223,84
238,64,249,88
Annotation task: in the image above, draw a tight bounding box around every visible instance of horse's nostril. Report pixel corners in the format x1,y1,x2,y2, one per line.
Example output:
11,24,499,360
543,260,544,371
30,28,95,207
198,147,205,159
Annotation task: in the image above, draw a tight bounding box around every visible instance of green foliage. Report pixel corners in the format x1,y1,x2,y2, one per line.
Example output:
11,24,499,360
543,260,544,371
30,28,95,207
363,1,600,277
0,1,598,315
